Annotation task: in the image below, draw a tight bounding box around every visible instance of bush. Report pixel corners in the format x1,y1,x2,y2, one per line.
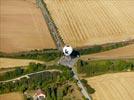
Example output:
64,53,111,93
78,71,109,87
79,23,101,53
81,79,95,94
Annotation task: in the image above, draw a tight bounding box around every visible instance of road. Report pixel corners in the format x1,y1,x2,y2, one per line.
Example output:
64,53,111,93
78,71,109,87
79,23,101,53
72,68,91,100
37,0,91,99
38,0,92,98
59,56,91,100
37,0,64,51
0,69,61,83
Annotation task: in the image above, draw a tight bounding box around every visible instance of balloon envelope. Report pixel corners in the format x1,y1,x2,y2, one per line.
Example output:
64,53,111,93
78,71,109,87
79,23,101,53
63,45,73,56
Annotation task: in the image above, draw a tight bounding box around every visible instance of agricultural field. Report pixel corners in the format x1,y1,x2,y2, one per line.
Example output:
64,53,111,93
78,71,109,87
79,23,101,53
0,58,44,68
0,92,24,100
0,0,56,53
45,0,134,47
85,72,134,100
81,44,134,60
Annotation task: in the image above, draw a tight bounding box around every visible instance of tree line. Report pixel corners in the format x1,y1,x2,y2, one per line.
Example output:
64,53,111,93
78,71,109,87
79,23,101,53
0,64,74,100
77,40,133,55
1,40,133,62
0,49,62,62
0,62,46,81
0,63,73,81
76,59,134,77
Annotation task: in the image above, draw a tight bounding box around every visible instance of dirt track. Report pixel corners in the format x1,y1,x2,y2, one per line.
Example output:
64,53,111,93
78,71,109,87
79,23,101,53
0,0,56,53
81,44,134,60
86,72,134,100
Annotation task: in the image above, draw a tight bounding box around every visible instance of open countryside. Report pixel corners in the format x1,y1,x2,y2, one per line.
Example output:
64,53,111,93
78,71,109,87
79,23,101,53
0,0,134,100
85,72,134,100
45,0,134,47
0,0,56,53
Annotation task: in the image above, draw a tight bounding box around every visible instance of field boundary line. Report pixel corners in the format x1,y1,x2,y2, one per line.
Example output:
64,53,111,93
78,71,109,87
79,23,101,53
36,0,64,51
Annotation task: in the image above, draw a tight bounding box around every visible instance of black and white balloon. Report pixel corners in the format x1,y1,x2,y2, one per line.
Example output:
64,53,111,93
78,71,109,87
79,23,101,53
63,45,73,56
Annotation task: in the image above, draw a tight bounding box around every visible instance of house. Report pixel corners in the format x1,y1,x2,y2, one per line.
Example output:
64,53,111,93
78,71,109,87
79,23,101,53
33,89,46,100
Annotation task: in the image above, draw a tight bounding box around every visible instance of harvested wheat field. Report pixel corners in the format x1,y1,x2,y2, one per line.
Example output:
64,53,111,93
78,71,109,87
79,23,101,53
0,58,44,68
85,72,134,100
0,0,56,53
0,92,24,100
45,0,134,47
81,44,134,60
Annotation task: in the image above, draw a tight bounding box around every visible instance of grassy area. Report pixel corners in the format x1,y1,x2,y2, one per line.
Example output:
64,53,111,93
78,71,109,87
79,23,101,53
0,49,62,62
77,40,134,55
76,59,134,77
80,79,95,94
0,62,73,81
0,62,45,81
0,63,76,100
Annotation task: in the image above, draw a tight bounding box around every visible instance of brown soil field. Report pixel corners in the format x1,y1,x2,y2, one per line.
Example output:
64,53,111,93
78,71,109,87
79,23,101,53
0,58,44,68
45,0,134,47
0,0,56,53
85,72,134,100
81,44,134,60
0,92,24,100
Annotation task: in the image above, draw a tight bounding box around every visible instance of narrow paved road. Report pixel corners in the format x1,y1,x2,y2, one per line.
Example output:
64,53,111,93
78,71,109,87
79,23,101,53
0,69,61,83
72,68,91,100
59,56,91,100
37,0,91,99
37,0,64,51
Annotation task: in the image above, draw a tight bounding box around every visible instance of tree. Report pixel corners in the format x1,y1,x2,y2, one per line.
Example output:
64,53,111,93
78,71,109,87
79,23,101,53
57,88,63,100
15,67,23,76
